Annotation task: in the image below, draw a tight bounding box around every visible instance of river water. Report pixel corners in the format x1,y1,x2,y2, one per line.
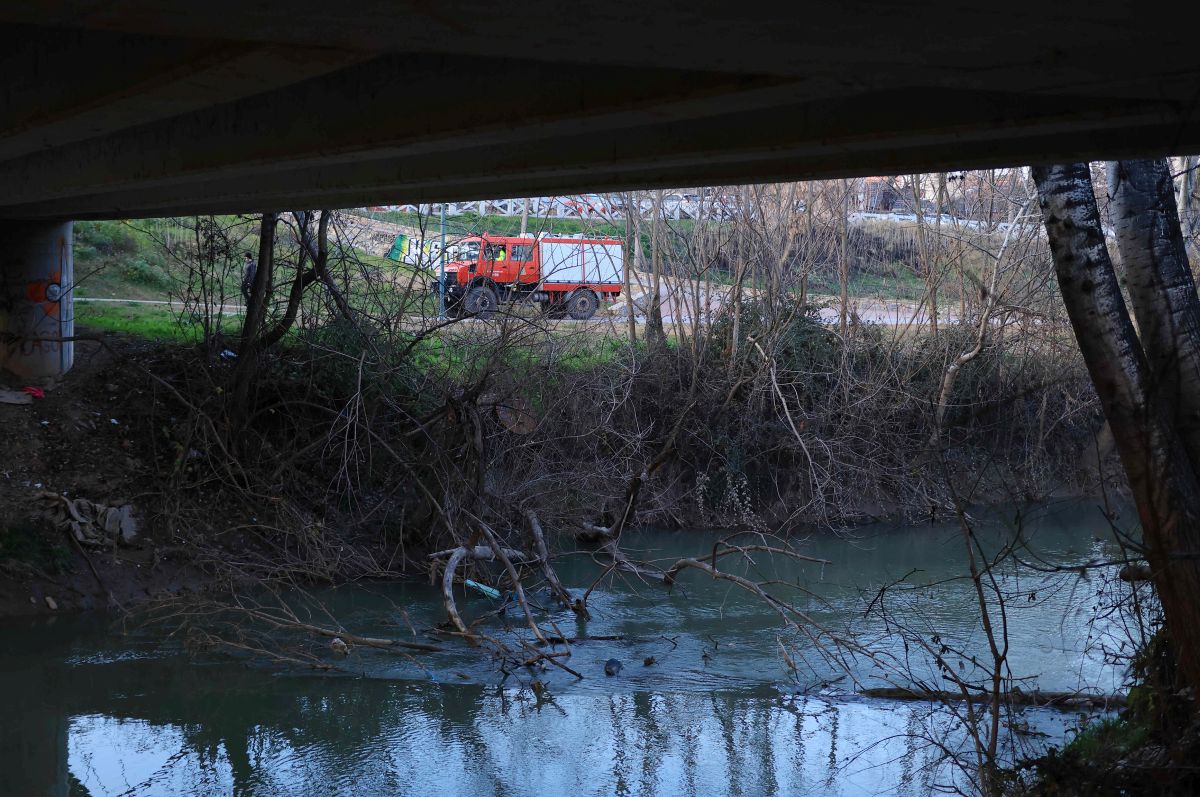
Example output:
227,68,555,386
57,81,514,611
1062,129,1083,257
3,500,1135,796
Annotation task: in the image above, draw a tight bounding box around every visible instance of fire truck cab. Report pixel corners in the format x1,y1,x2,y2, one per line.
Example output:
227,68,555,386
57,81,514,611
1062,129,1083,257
434,234,624,320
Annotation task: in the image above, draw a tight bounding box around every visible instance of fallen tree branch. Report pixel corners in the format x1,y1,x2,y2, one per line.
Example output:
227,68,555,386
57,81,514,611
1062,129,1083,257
859,686,1127,710
440,546,474,640
428,545,533,563
525,508,587,618
243,607,445,652
518,638,583,679
480,522,547,643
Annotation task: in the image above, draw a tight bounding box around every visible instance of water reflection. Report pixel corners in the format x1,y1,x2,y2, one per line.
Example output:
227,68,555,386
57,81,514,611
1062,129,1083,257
1,500,1127,796
51,679,1074,796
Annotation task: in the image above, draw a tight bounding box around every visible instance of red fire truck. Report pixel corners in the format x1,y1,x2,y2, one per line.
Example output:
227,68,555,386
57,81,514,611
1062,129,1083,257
434,234,624,320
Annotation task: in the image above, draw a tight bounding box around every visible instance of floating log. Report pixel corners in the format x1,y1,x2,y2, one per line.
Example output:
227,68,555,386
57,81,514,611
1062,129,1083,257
859,686,1126,710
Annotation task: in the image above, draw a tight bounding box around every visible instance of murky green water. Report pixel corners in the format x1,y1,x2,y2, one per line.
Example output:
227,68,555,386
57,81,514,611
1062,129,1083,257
2,500,1135,796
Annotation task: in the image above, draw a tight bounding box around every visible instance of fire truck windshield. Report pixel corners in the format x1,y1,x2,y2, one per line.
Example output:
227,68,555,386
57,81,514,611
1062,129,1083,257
456,241,480,262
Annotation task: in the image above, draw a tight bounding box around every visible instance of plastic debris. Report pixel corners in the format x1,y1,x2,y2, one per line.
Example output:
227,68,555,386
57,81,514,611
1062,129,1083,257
21,386,45,399
36,492,139,547
464,579,502,600
0,391,32,405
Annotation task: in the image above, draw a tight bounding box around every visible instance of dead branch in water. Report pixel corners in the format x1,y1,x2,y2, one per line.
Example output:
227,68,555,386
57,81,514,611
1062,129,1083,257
427,545,533,563
479,522,547,643
525,508,587,618
859,686,1127,710
239,605,445,653
439,546,474,640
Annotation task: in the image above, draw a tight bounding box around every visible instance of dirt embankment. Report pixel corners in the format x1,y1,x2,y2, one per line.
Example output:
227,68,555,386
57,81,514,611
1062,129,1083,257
0,332,236,617
0,323,1116,620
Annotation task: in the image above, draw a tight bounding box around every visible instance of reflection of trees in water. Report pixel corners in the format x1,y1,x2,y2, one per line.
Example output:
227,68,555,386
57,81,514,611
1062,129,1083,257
52,657,483,795
632,691,666,795
193,679,498,794
43,649,1018,796
712,693,832,796
780,699,809,794
608,695,632,796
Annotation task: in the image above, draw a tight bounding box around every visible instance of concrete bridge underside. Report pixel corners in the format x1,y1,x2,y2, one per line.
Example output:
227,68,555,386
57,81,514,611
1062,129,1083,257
1,1,1198,377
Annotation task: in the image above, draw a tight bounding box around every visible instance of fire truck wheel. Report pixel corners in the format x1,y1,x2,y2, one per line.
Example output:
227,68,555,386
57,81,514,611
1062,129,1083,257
464,285,498,319
566,289,598,320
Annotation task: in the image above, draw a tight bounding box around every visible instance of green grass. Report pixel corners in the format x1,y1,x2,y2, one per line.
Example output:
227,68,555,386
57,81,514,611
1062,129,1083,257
807,269,940,302
75,302,207,341
74,220,180,299
1063,716,1148,760
353,249,424,277
74,218,254,303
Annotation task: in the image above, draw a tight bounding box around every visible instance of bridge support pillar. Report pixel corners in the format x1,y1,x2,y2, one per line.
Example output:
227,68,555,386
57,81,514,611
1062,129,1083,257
0,221,74,380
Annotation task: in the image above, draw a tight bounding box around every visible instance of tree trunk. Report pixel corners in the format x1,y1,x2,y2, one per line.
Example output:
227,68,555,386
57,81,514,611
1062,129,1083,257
622,192,637,344
911,174,939,336
729,199,742,360
257,211,330,350
231,212,278,426
1033,162,1200,697
1176,155,1198,260
646,189,666,348
837,179,850,338
1107,159,1200,472
935,172,947,327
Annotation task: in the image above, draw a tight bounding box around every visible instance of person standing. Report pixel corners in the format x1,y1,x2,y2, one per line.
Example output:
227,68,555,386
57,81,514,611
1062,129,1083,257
240,251,257,305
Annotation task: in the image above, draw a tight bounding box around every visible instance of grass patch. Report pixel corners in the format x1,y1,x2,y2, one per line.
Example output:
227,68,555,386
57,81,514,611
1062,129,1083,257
809,269,930,302
75,302,208,341
1064,716,1149,761
74,220,180,300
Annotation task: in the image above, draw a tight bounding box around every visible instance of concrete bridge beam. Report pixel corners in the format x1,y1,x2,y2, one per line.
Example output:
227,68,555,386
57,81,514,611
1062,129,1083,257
0,221,74,380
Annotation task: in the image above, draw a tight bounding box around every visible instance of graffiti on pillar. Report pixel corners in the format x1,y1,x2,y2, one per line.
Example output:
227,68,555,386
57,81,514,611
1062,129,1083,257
1,228,73,374
26,268,63,318
16,338,61,355
4,269,65,357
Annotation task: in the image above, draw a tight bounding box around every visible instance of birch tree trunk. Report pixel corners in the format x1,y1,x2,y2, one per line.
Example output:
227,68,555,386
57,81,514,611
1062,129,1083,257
730,197,746,360
1176,155,1198,258
1107,159,1200,471
911,174,940,335
646,189,666,348
622,192,637,344
1033,161,1200,697
935,172,947,327
837,179,850,339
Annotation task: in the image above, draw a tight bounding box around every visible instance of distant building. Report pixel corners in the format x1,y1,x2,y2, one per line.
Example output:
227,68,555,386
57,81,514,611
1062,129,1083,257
861,176,899,211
